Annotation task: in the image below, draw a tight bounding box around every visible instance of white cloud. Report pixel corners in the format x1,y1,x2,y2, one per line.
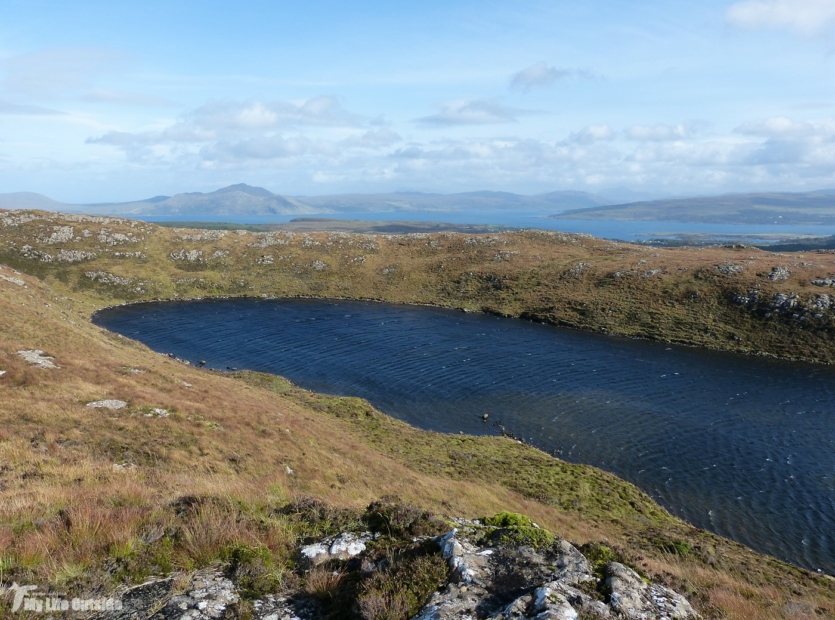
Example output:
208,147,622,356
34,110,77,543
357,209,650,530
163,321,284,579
726,0,835,36
567,124,615,144
80,101,835,195
510,62,572,92
625,123,691,142
88,96,363,150
87,97,401,166
734,116,835,167
418,99,532,125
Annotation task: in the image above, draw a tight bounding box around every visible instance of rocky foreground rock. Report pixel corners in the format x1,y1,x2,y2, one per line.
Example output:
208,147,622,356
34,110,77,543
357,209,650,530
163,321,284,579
95,516,699,620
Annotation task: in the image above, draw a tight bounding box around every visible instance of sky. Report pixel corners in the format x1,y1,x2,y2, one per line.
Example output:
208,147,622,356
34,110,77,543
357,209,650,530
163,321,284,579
1,0,835,203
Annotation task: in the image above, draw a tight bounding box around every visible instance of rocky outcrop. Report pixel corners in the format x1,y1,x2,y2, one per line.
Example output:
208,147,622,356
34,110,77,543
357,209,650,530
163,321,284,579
415,524,698,620
98,229,139,245
169,249,204,263
57,249,97,263
811,276,835,287
85,270,134,287
178,230,227,242
90,570,238,620
733,289,835,323
607,562,695,620
767,266,791,281
39,225,75,244
715,263,743,275
82,515,700,620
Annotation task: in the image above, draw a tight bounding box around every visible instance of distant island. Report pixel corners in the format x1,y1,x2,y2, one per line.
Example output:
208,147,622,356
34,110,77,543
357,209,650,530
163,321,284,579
553,190,835,225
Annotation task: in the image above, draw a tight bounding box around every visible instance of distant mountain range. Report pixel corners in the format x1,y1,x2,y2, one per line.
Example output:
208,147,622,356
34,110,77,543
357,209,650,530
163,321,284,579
554,190,835,225
0,184,611,217
3,184,835,225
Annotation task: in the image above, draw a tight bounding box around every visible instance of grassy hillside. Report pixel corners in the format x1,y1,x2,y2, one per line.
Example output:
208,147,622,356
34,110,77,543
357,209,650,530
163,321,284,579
0,209,834,619
2,209,835,363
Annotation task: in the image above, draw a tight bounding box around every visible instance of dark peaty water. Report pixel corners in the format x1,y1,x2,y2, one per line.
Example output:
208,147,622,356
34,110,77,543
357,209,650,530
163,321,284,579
94,298,835,574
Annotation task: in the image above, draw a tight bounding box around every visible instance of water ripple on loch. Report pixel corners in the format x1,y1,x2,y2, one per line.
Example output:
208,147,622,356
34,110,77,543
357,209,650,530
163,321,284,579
94,298,835,575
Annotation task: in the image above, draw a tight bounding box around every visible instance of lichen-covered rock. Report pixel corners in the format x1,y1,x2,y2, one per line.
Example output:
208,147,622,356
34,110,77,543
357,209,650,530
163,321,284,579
716,263,744,275
0,273,25,286
768,266,791,280
39,225,74,244
89,519,699,620
607,562,697,619
164,572,239,619
567,262,592,277
414,527,699,620
90,571,238,620
252,594,319,619
18,244,53,262
178,230,227,242
17,350,59,369
170,249,204,262
249,232,293,248
98,229,137,245
86,399,128,410
57,249,97,263
300,531,373,566
85,270,134,287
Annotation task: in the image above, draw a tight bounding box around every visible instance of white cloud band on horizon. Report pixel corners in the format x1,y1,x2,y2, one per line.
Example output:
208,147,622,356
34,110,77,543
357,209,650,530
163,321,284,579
79,97,835,195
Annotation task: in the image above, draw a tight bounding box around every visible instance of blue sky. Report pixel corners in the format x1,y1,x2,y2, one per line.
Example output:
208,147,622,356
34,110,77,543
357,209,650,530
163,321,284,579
1,0,834,202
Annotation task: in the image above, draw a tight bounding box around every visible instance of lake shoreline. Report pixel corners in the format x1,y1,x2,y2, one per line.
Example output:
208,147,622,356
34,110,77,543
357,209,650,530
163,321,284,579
94,296,835,575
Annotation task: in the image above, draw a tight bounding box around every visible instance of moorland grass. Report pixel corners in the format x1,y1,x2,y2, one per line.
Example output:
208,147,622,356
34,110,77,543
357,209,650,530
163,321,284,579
1,210,834,618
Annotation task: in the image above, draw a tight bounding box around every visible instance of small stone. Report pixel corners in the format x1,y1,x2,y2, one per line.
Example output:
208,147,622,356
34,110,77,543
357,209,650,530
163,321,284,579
300,531,373,566
284,465,294,475
17,350,60,369
87,399,129,410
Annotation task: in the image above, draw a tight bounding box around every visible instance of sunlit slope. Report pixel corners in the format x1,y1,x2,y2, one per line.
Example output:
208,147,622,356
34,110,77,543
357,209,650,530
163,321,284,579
0,223,833,618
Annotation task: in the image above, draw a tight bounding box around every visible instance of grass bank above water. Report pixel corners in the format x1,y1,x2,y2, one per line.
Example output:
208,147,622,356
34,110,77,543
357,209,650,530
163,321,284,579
1,209,834,619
